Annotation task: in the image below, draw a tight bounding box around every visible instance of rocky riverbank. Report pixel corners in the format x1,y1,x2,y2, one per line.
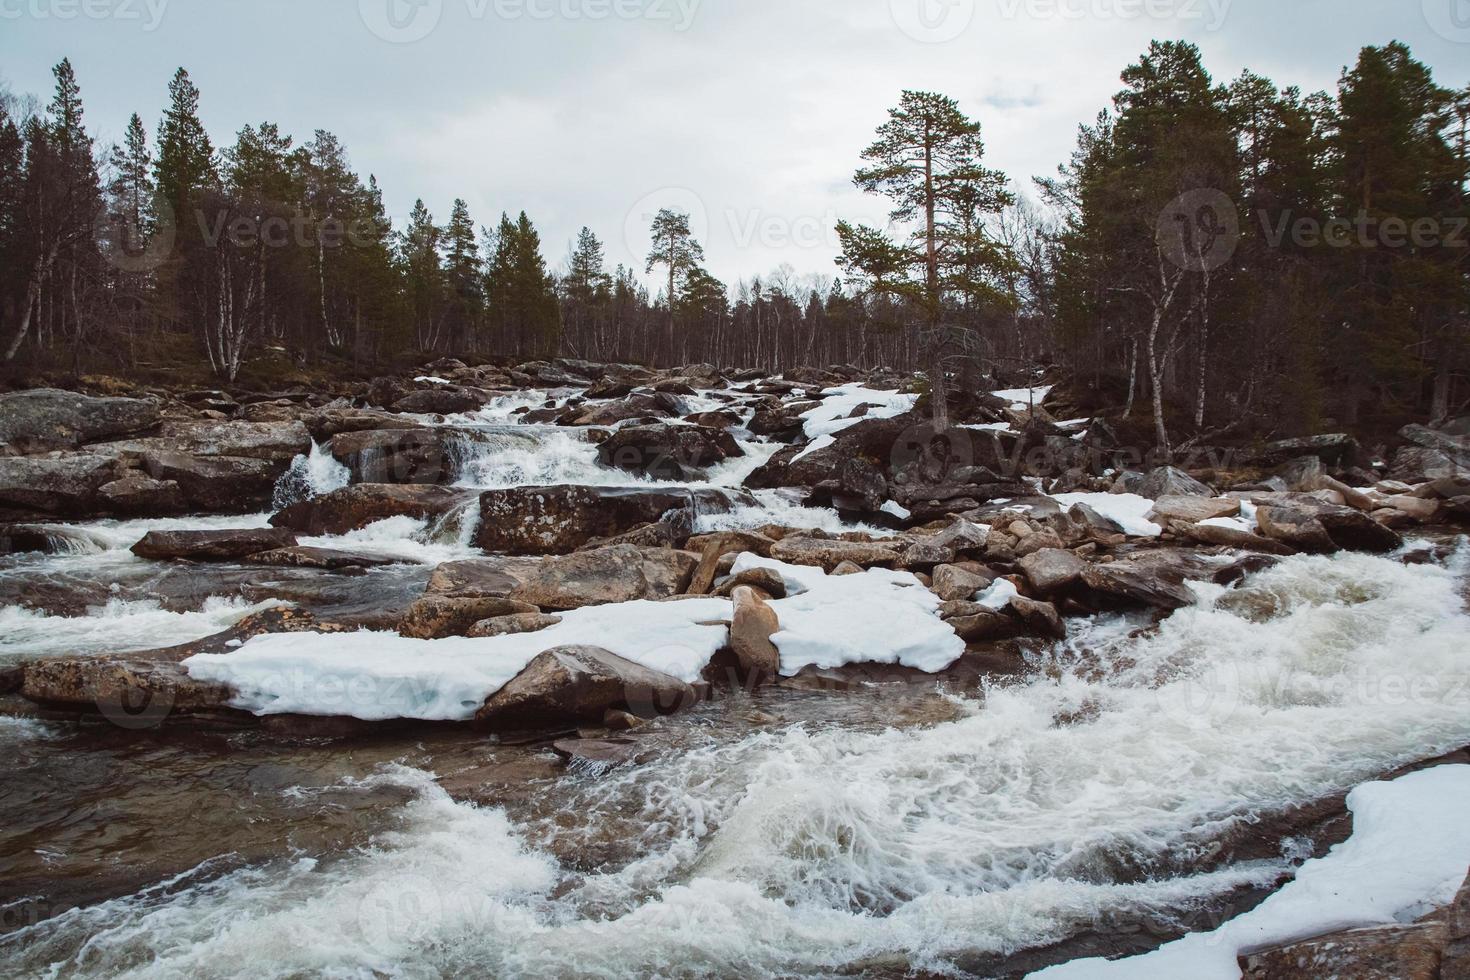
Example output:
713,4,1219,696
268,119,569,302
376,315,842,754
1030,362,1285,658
2,358,1468,976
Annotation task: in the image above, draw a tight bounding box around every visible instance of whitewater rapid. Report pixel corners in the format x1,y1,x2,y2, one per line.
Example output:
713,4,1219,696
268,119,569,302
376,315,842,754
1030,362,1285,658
3,544,1467,977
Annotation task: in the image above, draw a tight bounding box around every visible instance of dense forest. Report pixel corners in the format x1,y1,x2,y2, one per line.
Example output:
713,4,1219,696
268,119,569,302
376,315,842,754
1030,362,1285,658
0,39,1466,449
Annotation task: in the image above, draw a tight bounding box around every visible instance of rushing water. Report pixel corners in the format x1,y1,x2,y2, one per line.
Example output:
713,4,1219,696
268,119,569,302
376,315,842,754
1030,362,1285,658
2,542,1467,977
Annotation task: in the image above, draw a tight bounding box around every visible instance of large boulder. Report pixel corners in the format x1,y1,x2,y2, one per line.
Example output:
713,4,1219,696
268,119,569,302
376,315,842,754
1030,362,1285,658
1078,551,1209,611
1249,494,1404,553
130,527,298,562
1400,423,1470,470
391,385,494,415
271,484,477,536
427,545,698,611
1147,495,1240,524
302,408,421,443
0,454,121,518
1138,466,1213,499
474,485,753,555
96,473,188,516
566,391,687,427
97,420,310,465
142,452,284,512
327,427,545,485
1169,521,1295,555
1018,548,1086,595
596,424,743,480
399,596,540,640
0,388,159,453
1253,433,1363,468
474,646,696,732
1391,446,1466,483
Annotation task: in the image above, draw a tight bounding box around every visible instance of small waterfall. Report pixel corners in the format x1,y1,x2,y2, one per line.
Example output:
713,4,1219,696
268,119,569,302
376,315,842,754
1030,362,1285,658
273,442,352,510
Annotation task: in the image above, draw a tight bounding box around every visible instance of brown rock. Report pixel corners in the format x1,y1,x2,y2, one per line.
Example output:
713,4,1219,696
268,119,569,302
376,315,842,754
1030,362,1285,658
931,564,992,602
1242,922,1444,979
767,536,902,572
272,484,476,536
949,611,1020,643
712,566,788,599
1014,528,1066,557
475,485,753,555
428,545,698,611
474,646,696,731
730,586,781,678
97,473,187,516
687,530,777,594
1018,548,1087,594
1147,495,1241,524
130,527,298,562
1170,521,1295,555
400,596,540,639
1008,595,1067,640
245,546,405,570
466,613,563,639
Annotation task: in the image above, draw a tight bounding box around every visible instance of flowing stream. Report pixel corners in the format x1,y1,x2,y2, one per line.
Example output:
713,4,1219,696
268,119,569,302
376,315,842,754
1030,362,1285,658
2,540,1467,977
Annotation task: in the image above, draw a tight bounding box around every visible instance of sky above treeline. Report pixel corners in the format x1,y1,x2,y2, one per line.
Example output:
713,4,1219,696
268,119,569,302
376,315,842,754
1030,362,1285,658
3,0,1468,292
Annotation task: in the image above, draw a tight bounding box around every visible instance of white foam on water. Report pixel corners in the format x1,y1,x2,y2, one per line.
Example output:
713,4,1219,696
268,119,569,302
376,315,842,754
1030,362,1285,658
273,442,351,509
299,515,483,566
6,546,1470,977
694,489,898,537
0,595,287,663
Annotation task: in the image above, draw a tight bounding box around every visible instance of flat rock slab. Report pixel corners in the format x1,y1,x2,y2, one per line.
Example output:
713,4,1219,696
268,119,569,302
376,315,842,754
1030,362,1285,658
429,545,698,611
131,528,299,562
475,485,753,555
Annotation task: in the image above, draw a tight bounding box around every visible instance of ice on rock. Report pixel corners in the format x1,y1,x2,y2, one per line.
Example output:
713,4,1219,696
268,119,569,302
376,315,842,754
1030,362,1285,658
183,597,733,722
732,554,965,675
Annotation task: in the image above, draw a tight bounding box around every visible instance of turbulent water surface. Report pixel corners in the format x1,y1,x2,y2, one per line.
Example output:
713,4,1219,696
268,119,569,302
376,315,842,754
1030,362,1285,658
2,536,1467,977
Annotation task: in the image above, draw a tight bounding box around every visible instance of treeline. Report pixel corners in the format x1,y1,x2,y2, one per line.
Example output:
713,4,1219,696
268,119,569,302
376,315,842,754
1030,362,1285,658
1038,40,1469,444
1,42,1466,444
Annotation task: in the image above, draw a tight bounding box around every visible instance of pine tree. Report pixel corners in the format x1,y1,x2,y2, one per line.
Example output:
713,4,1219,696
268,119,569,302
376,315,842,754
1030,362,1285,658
837,90,1014,427
153,67,215,224
442,198,483,352
645,208,704,364
399,198,442,351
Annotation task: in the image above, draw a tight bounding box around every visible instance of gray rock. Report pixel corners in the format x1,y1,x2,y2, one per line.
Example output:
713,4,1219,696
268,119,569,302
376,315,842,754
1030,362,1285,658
767,536,902,572
400,596,541,639
1018,548,1086,594
475,485,753,555
428,545,698,611
130,528,298,562
596,423,744,480
0,388,159,453
466,613,563,639
0,454,122,518
1139,465,1213,499
272,484,477,536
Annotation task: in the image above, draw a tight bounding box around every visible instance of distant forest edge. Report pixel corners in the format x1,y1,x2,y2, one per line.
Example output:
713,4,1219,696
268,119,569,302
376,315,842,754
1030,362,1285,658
0,39,1466,449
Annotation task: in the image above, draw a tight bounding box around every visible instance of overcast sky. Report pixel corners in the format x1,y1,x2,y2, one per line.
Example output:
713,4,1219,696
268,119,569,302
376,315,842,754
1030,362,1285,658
3,0,1468,292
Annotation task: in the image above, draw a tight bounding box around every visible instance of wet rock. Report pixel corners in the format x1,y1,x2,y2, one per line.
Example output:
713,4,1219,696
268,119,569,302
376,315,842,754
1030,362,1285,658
141,452,285,512
475,485,753,555
466,613,563,639
272,484,476,536
948,610,1020,643
96,473,187,516
1147,495,1241,524
0,388,160,453
577,521,683,552
1009,595,1066,640
551,736,645,769
130,528,298,562
596,423,743,480
1251,496,1403,553
475,645,696,731
1139,465,1213,498
98,420,310,464
0,454,121,518
1372,494,1441,523
400,596,541,639
0,523,109,555
767,535,902,572
1078,552,1205,610
328,428,457,484
429,545,698,611
1018,548,1086,594
730,586,781,678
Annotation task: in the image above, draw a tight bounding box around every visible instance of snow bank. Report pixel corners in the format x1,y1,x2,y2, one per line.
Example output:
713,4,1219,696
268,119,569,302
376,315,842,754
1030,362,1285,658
1033,764,1470,979
993,385,1053,410
183,597,733,722
731,555,965,675
793,383,918,462
1050,491,1163,537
